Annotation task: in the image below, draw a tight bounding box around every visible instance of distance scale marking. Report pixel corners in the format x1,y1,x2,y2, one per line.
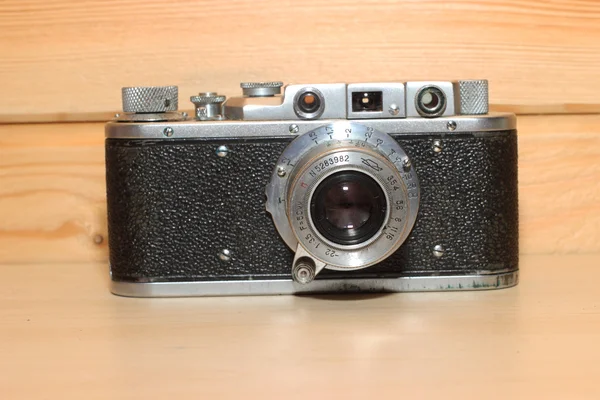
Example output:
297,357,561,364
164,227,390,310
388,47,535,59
277,123,418,178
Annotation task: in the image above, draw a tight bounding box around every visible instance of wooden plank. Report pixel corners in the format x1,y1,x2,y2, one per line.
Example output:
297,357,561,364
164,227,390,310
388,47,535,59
1,254,600,399
0,123,108,264
518,115,600,254
1,1,600,122
0,115,599,263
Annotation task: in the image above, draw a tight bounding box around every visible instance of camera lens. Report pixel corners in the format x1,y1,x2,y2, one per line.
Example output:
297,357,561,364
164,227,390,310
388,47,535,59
294,88,325,119
310,171,387,246
416,86,446,117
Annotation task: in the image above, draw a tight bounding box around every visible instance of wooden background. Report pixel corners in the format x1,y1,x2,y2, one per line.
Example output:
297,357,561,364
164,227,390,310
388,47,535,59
1,0,599,263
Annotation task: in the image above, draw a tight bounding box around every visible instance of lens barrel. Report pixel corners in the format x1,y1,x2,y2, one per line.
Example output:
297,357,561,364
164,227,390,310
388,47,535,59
266,123,420,270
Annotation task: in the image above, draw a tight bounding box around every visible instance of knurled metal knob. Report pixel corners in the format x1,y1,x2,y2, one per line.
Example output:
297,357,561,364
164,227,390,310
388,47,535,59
458,80,489,115
121,86,179,113
240,81,283,97
190,92,226,120
190,92,227,105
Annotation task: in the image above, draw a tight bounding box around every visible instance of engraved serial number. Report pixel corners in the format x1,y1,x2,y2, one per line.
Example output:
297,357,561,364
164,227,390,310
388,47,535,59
309,155,350,177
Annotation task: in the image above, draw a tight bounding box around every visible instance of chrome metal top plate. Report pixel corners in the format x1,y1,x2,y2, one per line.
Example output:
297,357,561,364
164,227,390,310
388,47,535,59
105,113,516,139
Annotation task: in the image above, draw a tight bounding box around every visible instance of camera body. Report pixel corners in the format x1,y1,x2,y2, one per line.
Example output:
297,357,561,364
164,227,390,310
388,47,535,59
106,80,518,297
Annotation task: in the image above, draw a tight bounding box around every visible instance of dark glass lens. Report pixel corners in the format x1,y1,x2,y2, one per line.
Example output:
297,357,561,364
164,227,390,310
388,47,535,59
310,171,387,245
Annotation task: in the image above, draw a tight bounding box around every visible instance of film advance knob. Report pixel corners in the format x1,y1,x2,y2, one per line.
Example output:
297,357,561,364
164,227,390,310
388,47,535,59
121,86,179,113
240,81,283,97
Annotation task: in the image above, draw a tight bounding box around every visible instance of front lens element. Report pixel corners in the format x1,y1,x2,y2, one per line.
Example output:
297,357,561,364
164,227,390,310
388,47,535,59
310,171,387,246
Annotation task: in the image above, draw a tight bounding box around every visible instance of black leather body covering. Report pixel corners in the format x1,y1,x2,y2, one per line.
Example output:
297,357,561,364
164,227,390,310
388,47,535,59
106,130,518,283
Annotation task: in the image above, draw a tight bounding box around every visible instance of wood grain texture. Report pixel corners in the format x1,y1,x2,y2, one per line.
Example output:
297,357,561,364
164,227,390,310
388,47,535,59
518,115,600,254
1,0,600,122
1,254,600,399
0,123,107,263
0,115,598,263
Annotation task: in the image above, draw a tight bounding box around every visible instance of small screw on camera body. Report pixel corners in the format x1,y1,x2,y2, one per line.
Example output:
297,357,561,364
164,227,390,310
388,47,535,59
289,124,300,134
219,249,232,262
216,145,230,157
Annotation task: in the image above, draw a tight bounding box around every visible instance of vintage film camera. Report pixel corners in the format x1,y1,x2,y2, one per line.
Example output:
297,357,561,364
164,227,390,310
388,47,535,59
105,80,518,297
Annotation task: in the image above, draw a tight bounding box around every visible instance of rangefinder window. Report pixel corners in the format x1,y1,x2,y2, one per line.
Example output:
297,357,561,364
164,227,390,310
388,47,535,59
293,88,325,119
415,86,446,117
351,91,383,112
297,91,321,114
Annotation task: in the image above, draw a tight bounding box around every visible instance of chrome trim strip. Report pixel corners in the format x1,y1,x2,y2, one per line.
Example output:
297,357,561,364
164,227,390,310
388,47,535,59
105,112,516,139
111,271,518,297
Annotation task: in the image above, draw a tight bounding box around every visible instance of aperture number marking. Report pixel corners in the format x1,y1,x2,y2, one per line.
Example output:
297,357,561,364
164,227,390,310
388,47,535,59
387,175,402,191
383,224,400,241
325,248,339,258
305,233,322,249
